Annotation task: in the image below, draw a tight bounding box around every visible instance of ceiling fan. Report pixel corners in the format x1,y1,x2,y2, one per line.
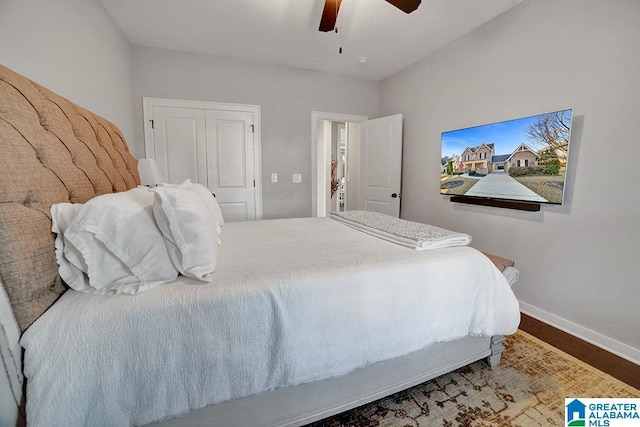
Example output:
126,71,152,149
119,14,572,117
319,0,422,32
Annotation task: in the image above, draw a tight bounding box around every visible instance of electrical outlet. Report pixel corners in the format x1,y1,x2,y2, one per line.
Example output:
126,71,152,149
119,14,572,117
271,173,278,183
292,173,302,184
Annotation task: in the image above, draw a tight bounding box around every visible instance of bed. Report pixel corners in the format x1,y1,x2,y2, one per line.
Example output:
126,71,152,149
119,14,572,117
0,64,520,427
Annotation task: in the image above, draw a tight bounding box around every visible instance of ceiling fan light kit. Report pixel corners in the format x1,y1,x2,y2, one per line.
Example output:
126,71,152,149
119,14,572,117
319,0,422,32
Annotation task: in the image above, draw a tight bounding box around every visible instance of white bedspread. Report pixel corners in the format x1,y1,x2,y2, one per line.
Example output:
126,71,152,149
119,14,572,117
21,217,520,427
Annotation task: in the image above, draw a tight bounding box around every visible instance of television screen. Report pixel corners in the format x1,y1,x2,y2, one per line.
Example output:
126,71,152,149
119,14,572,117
440,108,572,206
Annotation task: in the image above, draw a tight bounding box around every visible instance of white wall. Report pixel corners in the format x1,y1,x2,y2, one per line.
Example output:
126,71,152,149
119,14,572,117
131,46,380,219
0,0,134,143
381,0,640,362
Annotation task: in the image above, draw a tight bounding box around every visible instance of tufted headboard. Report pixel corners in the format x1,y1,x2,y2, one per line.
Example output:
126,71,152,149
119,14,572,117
0,64,140,331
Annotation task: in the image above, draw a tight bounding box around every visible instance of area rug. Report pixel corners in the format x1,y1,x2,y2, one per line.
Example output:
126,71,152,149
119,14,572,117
309,331,639,426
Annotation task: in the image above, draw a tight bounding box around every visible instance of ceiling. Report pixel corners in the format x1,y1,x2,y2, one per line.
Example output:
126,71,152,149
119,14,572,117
100,0,524,81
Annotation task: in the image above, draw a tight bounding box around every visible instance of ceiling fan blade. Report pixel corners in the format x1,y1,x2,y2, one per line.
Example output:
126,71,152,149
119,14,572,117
319,0,342,32
385,0,421,14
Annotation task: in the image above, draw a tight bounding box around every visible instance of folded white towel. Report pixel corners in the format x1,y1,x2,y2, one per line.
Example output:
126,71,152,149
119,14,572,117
330,210,471,250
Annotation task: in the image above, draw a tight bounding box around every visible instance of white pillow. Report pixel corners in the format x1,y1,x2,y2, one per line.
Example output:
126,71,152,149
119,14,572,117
152,180,223,281
158,180,224,230
51,203,92,292
61,186,179,294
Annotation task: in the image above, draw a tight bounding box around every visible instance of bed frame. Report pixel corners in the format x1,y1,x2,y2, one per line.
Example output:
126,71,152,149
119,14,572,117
0,64,512,427
154,336,505,427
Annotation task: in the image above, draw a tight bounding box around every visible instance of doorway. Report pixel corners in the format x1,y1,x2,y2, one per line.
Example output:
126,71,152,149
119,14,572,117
312,112,404,218
331,121,347,213
311,111,367,217
326,120,362,215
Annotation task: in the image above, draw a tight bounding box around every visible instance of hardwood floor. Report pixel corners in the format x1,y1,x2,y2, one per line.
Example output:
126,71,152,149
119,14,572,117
519,313,640,390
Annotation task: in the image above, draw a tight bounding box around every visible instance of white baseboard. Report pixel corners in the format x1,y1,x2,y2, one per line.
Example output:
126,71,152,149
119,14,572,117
519,301,640,366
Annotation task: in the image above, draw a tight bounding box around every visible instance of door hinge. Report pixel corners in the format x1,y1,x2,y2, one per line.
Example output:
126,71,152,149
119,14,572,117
250,124,255,133
253,179,255,187
150,119,154,129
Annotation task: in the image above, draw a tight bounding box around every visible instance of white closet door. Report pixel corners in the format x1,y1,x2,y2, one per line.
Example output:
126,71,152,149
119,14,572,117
144,98,262,222
151,107,207,185
205,110,256,222
358,114,403,217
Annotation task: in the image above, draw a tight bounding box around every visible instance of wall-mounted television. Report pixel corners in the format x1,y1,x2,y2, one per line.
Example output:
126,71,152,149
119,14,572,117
440,108,572,210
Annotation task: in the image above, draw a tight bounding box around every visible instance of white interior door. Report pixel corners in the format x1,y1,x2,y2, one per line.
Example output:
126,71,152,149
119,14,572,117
205,110,256,222
358,114,403,217
143,98,262,222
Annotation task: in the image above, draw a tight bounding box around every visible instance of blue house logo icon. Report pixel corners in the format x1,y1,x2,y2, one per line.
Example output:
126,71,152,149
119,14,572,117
566,399,587,426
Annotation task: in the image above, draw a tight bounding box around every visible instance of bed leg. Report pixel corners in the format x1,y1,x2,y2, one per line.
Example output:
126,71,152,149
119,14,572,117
487,335,505,367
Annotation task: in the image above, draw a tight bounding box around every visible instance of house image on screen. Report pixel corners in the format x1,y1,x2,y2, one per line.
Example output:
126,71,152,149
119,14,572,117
566,399,586,424
460,143,539,174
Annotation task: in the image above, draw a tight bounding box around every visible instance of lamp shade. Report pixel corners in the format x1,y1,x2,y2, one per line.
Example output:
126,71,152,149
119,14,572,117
137,158,163,186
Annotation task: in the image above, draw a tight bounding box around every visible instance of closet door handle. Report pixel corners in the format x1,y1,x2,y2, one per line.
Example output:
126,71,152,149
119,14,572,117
391,193,400,198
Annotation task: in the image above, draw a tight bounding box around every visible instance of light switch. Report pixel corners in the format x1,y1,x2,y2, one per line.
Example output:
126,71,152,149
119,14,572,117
271,173,278,183
292,173,302,184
